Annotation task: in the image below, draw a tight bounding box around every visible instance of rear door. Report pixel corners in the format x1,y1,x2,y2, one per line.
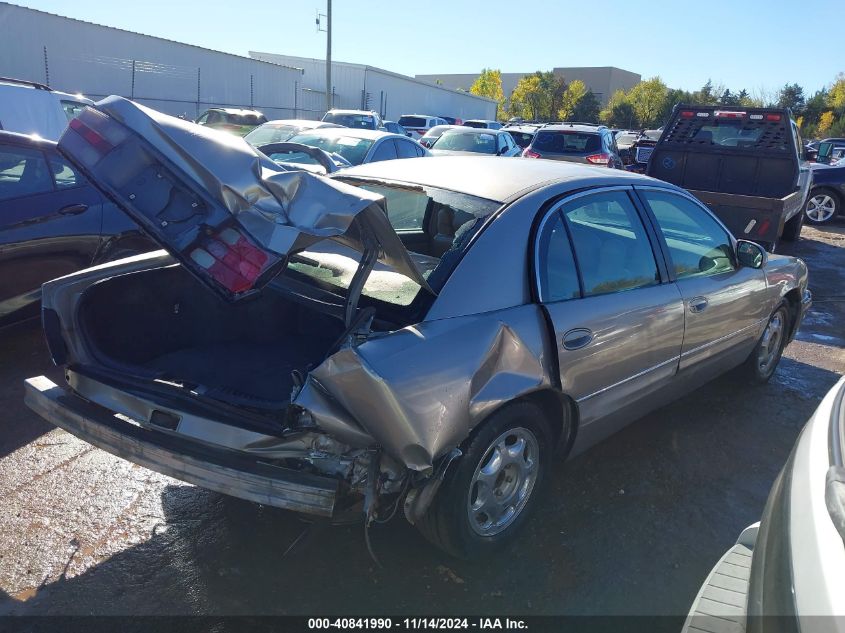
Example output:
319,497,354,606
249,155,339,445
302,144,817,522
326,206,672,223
0,143,103,322
536,188,685,434
636,187,771,374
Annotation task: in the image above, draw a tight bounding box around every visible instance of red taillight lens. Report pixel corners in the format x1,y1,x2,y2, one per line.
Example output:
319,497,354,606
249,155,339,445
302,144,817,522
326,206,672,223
190,227,269,294
765,113,781,122
585,152,612,165
757,219,771,236
680,111,695,118
69,117,113,154
522,148,540,158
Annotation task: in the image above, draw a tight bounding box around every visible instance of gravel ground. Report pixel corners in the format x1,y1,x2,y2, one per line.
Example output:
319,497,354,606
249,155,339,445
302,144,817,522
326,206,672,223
0,225,843,618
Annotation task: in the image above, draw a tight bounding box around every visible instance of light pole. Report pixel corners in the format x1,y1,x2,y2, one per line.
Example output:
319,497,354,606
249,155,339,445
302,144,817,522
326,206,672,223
325,0,332,113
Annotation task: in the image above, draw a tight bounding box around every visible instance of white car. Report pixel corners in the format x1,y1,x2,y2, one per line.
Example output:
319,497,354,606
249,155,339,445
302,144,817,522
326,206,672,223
0,77,92,140
321,109,383,131
683,376,845,632
398,114,449,140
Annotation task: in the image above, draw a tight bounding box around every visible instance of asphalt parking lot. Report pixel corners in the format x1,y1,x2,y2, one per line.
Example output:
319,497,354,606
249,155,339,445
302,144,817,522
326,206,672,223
0,225,843,619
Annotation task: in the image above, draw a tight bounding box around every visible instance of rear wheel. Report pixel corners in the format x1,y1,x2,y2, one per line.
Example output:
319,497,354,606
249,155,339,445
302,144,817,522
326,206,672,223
781,208,804,242
737,303,790,384
416,401,553,559
804,189,839,225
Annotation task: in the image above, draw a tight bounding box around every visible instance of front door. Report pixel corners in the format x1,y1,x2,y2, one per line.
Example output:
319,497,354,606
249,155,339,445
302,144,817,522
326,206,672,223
536,188,685,438
636,188,771,375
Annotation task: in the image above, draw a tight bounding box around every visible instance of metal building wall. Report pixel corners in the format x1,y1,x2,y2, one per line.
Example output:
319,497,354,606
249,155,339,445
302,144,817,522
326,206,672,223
0,3,304,119
250,52,497,122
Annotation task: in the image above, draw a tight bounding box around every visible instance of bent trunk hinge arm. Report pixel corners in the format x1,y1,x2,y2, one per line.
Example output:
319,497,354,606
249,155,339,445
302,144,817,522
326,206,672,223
344,225,378,328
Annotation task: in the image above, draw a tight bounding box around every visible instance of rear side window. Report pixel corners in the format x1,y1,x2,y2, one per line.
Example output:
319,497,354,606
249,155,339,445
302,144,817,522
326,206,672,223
533,131,601,154
562,191,659,296
0,147,53,201
48,156,82,188
394,140,418,159
642,190,735,279
370,140,398,162
537,213,580,302
398,116,427,128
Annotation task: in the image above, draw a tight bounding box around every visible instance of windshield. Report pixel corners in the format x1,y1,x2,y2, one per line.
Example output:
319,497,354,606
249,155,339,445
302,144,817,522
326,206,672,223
463,121,487,128
284,133,374,165
322,112,376,129
284,180,501,307
432,131,497,154
533,131,601,153
244,124,300,145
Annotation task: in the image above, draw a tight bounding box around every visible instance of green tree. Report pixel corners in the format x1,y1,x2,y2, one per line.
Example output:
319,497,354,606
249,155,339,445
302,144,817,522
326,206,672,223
776,83,806,113
558,79,588,120
470,68,505,117
828,73,845,112
572,90,601,123
627,77,669,128
509,74,546,121
600,89,637,128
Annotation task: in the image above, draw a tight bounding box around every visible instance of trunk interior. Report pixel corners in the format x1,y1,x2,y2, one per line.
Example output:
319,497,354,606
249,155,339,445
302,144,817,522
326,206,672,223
78,264,346,409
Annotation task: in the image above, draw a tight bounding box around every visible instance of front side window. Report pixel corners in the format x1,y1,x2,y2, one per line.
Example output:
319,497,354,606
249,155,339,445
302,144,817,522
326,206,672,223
395,140,418,159
642,190,735,279
0,147,53,201
562,191,659,296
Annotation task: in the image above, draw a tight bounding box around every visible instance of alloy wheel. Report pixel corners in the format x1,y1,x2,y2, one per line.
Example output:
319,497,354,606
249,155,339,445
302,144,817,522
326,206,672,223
757,311,785,376
805,194,836,223
466,427,539,537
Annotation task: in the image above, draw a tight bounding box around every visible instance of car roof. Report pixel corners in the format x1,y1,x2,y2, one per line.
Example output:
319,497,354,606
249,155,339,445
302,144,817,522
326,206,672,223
338,155,659,203
539,124,603,133
289,127,402,141
423,125,459,135
261,119,334,127
207,107,263,115
464,119,497,123
326,109,377,116
400,114,440,118
440,127,504,136
0,129,57,148
503,125,538,134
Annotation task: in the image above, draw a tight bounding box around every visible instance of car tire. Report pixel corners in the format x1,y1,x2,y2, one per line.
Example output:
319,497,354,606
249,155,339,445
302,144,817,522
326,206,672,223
737,302,790,384
804,188,840,225
781,208,804,242
416,401,554,559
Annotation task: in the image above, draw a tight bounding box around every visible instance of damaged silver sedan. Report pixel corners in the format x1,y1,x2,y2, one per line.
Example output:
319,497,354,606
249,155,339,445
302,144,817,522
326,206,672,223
25,98,811,558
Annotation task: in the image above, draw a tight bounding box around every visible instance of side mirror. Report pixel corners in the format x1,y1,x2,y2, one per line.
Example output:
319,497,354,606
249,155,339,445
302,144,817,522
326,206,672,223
817,141,833,162
736,240,766,269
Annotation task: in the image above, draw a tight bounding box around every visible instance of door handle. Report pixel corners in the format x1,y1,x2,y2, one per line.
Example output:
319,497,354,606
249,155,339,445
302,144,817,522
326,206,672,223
562,328,593,351
58,203,88,215
688,296,709,313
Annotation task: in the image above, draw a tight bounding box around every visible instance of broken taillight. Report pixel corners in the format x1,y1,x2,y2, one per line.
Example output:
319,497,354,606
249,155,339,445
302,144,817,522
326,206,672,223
190,227,270,294
62,107,129,166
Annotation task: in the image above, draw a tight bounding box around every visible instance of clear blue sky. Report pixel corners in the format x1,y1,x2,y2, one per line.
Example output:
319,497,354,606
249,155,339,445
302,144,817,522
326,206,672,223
12,0,843,96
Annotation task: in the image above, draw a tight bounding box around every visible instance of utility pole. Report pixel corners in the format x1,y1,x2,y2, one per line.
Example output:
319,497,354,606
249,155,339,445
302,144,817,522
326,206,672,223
325,0,332,113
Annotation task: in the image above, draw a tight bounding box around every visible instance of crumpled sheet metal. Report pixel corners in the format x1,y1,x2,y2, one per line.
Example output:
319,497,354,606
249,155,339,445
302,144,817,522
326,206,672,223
295,304,554,471
91,97,431,291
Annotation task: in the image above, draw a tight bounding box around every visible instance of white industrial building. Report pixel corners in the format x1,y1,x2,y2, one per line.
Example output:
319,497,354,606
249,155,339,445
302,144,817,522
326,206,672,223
249,52,497,122
0,3,496,123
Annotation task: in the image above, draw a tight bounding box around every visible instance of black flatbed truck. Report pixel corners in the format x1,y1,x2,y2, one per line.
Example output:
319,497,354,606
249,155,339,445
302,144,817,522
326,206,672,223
646,104,811,251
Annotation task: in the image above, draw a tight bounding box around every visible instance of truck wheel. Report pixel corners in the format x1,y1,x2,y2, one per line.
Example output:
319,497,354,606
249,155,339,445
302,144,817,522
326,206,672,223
415,401,553,559
781,208,804,242
804,189,839,225
737,303,790,384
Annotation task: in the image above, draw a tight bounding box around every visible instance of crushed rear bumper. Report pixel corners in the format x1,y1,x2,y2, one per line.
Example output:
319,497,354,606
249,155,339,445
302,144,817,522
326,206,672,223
24,375,338,516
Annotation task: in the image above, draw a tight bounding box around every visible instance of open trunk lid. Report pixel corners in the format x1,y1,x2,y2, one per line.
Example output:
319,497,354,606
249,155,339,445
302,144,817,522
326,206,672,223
58,96,432,302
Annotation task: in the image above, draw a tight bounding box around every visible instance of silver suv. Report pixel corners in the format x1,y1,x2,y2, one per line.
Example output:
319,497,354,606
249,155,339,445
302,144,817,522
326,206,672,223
522,122,624,169
321,109,383,131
